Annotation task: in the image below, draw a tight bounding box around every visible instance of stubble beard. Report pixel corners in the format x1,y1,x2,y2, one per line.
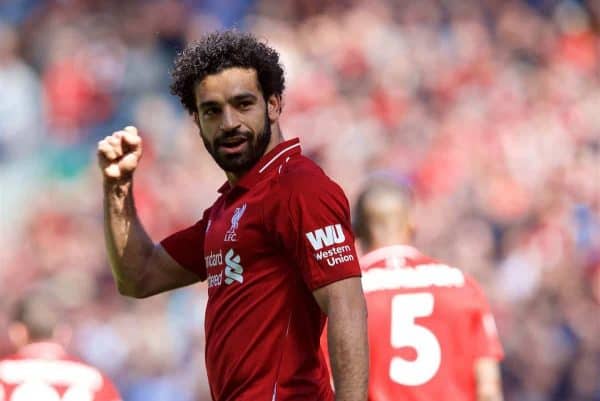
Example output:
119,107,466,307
202,113,272,175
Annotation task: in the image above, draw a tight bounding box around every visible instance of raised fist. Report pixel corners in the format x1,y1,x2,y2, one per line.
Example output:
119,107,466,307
98,126,142,181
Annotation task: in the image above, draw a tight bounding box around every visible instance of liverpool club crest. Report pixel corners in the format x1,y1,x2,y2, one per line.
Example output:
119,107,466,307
224,203,247,242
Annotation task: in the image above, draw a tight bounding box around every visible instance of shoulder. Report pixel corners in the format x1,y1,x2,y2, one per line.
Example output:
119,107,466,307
462,273,490,300
275,155,347,199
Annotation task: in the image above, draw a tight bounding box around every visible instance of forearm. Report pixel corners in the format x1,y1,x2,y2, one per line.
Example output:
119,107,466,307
103,179,155,296
327,298,369,401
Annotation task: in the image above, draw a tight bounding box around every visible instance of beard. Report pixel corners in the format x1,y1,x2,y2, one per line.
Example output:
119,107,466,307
201,112,272,175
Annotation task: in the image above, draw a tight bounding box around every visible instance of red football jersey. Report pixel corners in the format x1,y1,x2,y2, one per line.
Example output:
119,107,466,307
360,245,503,401
0,342,122,401
161,138,361,401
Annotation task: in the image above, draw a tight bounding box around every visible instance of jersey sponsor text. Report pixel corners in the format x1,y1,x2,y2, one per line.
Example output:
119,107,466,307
205,249,223,268
208,271,223,288
305,224,345,250
313,245,354,267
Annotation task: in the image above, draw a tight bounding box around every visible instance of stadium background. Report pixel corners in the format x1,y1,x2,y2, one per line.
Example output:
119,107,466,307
0,0,599,400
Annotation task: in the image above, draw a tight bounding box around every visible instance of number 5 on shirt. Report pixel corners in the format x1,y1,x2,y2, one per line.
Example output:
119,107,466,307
390,292,441,386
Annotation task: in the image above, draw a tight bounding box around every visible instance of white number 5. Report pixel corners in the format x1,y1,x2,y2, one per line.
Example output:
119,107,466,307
390,292,441,386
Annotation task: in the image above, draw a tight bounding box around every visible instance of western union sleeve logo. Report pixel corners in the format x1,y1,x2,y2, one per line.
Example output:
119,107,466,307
305,224,345,251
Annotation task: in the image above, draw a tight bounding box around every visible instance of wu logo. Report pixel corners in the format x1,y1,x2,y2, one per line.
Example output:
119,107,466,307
224,249,243,284
305,224,345,250
224,203,247,242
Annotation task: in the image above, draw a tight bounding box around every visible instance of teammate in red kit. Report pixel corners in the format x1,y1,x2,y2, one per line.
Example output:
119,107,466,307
97,31,368,401
352,178,504,401
0,289,122,401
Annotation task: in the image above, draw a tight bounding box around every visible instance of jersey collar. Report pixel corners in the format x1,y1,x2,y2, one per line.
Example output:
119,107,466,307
19,342,67,359
218,138,302,194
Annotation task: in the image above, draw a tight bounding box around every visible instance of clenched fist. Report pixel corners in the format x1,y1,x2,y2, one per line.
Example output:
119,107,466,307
98,126,142,181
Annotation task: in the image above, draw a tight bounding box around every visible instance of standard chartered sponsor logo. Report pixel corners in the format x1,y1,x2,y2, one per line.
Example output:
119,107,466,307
207,271,223,288
206,249,244,288
205,249,223,268
224,249,243,284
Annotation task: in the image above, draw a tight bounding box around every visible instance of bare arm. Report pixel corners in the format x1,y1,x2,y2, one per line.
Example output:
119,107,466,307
99,126,202,298
475,357,504,401
314,277,368,401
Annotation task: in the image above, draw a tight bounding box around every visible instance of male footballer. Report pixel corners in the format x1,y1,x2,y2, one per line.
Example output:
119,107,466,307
98,31,368,401
0,289,122,401
353,177,504,401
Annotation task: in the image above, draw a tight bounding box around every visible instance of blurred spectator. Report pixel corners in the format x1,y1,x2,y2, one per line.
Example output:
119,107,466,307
0,286,123,401
0,22,42,162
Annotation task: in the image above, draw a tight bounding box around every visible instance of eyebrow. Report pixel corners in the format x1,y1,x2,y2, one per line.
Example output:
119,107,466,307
231,92,258,103
198,92,259,110
199,100,221,110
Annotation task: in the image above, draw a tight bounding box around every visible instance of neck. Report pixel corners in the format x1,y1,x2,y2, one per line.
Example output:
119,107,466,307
226,124,283,185
368,232,413,253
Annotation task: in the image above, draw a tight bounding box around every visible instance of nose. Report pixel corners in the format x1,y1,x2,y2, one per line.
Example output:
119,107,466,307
221,106,241,132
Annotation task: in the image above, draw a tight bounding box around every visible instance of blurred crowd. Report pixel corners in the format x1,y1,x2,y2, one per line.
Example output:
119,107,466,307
1,0,599,400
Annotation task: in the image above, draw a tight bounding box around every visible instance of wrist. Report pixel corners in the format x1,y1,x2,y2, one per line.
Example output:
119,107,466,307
104,178,133,198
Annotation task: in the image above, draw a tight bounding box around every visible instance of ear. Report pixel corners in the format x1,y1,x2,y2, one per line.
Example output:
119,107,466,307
266,94,282,123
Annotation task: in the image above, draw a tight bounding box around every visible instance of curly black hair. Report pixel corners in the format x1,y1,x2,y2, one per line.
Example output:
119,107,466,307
170,30,285,115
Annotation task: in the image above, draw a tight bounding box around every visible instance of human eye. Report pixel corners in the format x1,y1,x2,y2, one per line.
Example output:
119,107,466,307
203,107,220,117
237,98,255,111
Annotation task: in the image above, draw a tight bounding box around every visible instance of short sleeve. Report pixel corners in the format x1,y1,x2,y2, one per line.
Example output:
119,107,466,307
160,208,211,281
468,278,504,361
272,173,361,290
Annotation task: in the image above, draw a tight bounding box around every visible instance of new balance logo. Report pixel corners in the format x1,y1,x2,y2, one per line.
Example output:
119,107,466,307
305,224,345,251
224,249,243,285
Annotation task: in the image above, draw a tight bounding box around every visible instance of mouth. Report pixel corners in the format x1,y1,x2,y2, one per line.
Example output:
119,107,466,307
218,136,249,155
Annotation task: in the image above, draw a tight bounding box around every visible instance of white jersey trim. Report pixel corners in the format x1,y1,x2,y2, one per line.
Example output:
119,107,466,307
360,245,421,269
259,143,301,174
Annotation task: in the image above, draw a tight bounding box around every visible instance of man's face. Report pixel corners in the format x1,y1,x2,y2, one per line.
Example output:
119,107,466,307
194,68,273,175
364,190,413,248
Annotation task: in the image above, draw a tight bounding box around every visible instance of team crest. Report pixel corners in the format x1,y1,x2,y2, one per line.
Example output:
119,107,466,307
224,203,247,242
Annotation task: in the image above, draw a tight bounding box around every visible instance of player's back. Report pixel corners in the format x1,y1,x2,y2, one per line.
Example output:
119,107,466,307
0,342,122,401
361,245,502,401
